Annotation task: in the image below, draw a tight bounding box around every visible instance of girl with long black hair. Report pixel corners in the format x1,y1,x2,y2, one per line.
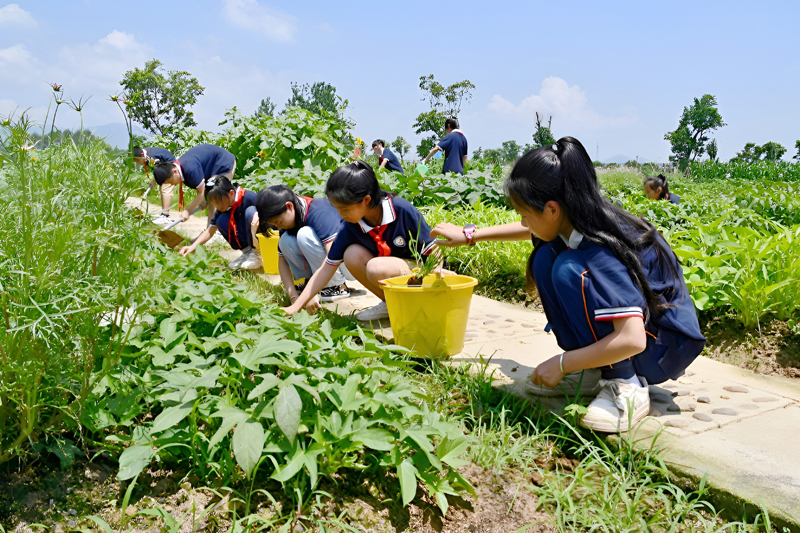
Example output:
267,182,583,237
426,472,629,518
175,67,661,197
643,174,680,204
432,137,705,433
255,184,351,308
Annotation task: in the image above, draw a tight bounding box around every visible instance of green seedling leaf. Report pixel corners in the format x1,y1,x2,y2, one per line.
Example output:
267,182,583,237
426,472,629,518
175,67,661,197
354,428,395,451
151,400,194,433
397,458,419,507
209,405,248,448
118,444,155,480
274,384,302,442
233,418,266,478
247,373,281,400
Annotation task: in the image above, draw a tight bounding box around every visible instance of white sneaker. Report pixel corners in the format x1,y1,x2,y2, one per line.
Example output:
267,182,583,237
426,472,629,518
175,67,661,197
239,248,263,270
228,249,249,269
356,301,389,321
209,232,226,244
526,368,602,398
580,377,650,433
152,214,173,226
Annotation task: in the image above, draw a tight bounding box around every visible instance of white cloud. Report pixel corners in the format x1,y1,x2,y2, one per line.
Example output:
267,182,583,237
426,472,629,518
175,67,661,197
222,0,297,43
0,3,37,28
0,43,32,64
487,76,638,129
98,30,139,51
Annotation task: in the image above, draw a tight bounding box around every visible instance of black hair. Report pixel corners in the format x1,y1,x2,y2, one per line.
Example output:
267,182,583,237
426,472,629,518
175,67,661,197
204,175,236,202
506,136,678,321
444,118,459,130
643,174,669,199
371,139,385,148
325,160,387,209
255,184,305,236
132,147,144,158
152,162,176,185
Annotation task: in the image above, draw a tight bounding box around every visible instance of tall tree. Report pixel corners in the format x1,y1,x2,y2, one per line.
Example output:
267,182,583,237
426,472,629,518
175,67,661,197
120,59,204,138
531,112,556,149
707,138,718,161
286,82,344,117
664,94,725,170
412,74,475,157
390,136,411,162
794,140,800,161
255,97,276,118
733,141,787,163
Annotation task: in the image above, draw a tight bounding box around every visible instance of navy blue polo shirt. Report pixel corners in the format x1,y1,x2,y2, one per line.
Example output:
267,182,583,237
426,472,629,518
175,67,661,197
380,148,404,173
667,193,680,205
143,147,175,164
325,196,436,266
177,144,236,189
211,189,257,247
278,197,343,256
437,130,468,175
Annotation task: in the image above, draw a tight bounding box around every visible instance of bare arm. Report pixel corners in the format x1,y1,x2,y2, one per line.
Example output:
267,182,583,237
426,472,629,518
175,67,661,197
379,158,388,169
423,145,441,162
531,317,647,388
278,256,297,298
179,225,217,256
281,261,338,315
431,222,530,247
181,182,207,221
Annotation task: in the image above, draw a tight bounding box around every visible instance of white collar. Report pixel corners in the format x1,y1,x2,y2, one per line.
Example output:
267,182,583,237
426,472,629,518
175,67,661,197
559,229,584,249
450,129,464,135
298,196,309,222
358,196,396,233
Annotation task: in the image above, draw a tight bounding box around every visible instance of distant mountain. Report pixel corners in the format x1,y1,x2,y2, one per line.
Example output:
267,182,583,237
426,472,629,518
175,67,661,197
602,154,652,165
87,123,149,149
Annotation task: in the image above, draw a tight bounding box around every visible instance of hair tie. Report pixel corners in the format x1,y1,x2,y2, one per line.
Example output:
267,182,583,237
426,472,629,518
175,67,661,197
206,177,217,189
552,144,558,152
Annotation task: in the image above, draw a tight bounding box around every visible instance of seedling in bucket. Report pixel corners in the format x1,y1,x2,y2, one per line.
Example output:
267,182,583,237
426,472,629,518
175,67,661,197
406,224,446,287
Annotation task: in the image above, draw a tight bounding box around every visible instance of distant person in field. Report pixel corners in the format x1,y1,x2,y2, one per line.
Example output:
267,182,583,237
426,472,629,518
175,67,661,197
153,144,237,227
423,118,468,175
133,146,176,225
431,137,705,434
371,139,404,174
643,174,680,204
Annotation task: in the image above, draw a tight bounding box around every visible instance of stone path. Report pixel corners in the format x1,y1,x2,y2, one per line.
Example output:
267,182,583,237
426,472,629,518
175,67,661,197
129,199,800,529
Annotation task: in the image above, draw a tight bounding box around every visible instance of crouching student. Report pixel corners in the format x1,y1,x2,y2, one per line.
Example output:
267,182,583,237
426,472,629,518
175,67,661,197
133,146,176,225
255,185,351,309
282,160,439,321
431,137,705,433
153,144,237,226
179,176,262,270
644,174,680,204
371,139,404,173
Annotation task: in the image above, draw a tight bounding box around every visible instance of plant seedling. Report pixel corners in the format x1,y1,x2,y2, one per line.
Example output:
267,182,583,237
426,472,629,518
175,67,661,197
406,222,445,286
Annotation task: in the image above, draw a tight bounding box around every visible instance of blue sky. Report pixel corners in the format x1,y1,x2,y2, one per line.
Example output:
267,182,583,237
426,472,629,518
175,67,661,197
1,0,798,162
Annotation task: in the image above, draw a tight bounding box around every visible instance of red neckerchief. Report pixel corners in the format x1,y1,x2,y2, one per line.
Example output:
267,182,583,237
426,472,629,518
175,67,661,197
173,161,184,212
379,156,384,166
368,225,391,257
227,187,247,248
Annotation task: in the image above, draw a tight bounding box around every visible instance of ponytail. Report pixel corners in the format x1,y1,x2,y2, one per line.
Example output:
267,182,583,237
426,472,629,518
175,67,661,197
325,160,388,208
507,137,678,321
204,175,237,202
643,174,670,200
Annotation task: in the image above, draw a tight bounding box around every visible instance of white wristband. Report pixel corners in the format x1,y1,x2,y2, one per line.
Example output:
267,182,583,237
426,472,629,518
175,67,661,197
559,352,565,374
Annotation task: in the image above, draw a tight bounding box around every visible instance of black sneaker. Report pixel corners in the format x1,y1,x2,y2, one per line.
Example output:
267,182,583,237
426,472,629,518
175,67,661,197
294,282,307,293
319,284,350,302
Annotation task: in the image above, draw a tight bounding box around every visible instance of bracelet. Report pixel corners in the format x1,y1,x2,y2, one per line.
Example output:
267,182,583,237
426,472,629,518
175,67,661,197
289,295,299,301
559,352,565,374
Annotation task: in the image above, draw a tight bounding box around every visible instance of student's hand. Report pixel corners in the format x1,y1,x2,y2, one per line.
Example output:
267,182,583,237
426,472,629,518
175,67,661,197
430,223,469,247
179,244,196,256
251,212,259,229
529,355,565,388
149,180,157,188
280,303,301,316
304,295,321,315
180,209,191,222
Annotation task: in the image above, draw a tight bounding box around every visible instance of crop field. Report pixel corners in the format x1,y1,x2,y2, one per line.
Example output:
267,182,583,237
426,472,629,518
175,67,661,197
0,108,794,532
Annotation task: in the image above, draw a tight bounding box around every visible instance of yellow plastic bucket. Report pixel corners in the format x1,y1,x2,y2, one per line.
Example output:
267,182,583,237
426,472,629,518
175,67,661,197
256,233,280,275
380,274,478,357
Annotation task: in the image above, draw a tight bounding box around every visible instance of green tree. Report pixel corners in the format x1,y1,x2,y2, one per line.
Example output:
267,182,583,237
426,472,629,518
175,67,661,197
794,140,800,161
707,138,718,161
255,97,276,118
759,141,786,161
413,74,475,157
531,112,557,149
664,94,725,170
733,141,787,163
286,82,344,117
120,59,204,138
391,136,411,162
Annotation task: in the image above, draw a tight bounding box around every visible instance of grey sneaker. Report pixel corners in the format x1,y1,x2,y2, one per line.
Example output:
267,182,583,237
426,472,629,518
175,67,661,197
526,368,602,398
356,301,389,321
228,247,251,269
239,248,263,270
320,284,350,302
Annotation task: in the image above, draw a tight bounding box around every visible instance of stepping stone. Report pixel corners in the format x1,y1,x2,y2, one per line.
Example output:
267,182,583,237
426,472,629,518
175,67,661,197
648,407,664,417
486,330,498,334
665,419,691,428
661,383,677,389
520,323,535,328
753,396,778,403
487,314,502,318
675,390,692,397
739,404,759,410
505,318,515,322
693,413,713,422
685,371,695,377
466,329,478,333
698,396,711,404
668,403,696,413
712,408,737,416
720,395,730,399
723,385,749,393
483,320,495,325
465,334,478,339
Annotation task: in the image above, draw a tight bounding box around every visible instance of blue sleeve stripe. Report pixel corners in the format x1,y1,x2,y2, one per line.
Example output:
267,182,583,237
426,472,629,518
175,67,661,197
325,258,344,266
421,239,437,255
322,233,337,244
594,307,644,322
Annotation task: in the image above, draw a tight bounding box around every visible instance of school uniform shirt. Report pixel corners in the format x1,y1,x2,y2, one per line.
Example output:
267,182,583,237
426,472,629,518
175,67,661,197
380,148,404,173
176,144,236,189
277,197,344,256
143,147,175,164
436,129,468,175
210,189,258,249
667,193,680,205
325,196,436,267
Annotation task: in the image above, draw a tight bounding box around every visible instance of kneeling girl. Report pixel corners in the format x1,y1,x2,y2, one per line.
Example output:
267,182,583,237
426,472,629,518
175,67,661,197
180,176,262,270
255,185,351,308
282,160,438,321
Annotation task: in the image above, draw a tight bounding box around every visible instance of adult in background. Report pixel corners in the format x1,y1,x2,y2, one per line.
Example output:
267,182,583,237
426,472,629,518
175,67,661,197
423,118,468,175
133,146,176,225
371,139,404,174
153,144,236,227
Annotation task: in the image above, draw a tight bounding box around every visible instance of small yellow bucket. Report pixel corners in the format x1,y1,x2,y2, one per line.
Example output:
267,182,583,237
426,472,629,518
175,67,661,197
380,274,478,357
256,233,280,275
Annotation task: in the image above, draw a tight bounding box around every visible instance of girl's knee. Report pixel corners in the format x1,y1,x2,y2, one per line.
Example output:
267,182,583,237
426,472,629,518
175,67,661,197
343,245,372,270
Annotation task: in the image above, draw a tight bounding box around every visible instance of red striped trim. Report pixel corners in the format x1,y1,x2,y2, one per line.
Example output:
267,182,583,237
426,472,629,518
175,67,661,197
594,312,645,322
580,270,597,342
